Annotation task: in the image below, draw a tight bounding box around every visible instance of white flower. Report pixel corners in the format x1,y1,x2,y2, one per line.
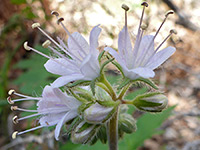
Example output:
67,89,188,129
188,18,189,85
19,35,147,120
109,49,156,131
105,4,176,80
9,85,81,140
24,14,102,88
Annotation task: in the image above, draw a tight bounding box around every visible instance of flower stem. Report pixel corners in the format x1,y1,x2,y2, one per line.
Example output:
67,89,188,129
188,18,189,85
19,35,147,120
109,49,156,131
107,108,118,150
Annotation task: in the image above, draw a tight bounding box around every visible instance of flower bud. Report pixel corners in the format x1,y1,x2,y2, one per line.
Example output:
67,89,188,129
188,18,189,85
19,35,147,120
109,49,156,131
97,126,107,144
83,101,120,124
71,121,100,144
132,92,168,112
118,114,137,134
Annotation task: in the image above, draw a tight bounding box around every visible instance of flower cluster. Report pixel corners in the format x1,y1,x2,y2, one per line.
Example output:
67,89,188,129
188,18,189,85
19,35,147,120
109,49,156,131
8,1,176,146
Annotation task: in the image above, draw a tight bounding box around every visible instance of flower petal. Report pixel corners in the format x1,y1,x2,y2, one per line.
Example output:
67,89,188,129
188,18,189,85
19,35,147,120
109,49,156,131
89,25,102,56
118,26,133,68
133,35,155,66
80,54,100,80
146,46,176,69
68,32,89,59
44,58,78,76
51,74,84,88
55,111,78,140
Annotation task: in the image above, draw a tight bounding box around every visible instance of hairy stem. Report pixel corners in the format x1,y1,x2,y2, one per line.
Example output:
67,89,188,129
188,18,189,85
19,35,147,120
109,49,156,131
107,109,118,150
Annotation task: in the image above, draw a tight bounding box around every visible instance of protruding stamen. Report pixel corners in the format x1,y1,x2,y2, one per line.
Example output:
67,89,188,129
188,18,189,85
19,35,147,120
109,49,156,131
51,11,59,17
121,4,129,11
11,106,18,111
7,96,14,104
12,116,19,124
155,29,177,52
57,17,64,25
165,10,174,17
17,126,43,136
42,40,51,48
32,23,41,29
24,42,31,51
141,1,149,7
12,131,18,139
141,24,148,30
8,89,15,95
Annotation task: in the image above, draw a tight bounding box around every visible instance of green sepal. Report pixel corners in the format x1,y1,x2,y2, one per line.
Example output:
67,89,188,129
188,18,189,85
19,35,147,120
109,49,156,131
133,77,158,90
98,50,105,63
112,61,124,77
66,80,90,88
97,125,107,144
76,122,94,133
78,101,94,114
66,117,82,134
90,79,96,96
100,58,115,74
96,99,120,107
117,77,131,90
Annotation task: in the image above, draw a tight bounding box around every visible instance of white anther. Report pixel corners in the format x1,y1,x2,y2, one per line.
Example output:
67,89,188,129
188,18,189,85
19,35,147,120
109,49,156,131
51,11,59,16
141,24,148,30
24,42,31,51
165,10,174,17
12,116,19,124
11,106,18,111
121,4,129,11
7,96,14,104
32,23,40,29
57,17,64,25
12,131,18,139
42,40,51,48
170,29,177,34
8,89,15,95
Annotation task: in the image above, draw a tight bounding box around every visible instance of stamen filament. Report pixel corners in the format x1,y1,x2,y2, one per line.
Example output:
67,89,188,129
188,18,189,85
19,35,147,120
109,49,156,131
12,97,40,103
18,113,40,121
155,32,172,52
12,91,40,99
11,106,38,113
17,126,43,135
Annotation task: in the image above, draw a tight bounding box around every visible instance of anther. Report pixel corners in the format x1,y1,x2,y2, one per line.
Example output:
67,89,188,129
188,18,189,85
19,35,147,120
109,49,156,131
51,11,59,17
141,1,149,7
11,106,18,111
12,131,18,139
141,24,148,30
121,4,129,11
42,40,51,48
57,17,64,25
24,42,31,51
8,89,15,95
7,96,14,104
12,116,19,124
170,29,177,34
165,10,174,17
32,23,40,29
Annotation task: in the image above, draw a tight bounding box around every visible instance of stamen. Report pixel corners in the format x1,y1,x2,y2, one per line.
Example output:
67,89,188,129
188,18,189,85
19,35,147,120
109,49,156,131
18,113,40,121
12,97,40,103
155,29,177,52
8,89,15,95
121,4,129,11
51,11,59,17
42,40,51,48
12,116,19,124
141,24,148,30
12,131,18,139
11,106,18,111
165,10,174,17
11,106,38,113
141,1,149,7
17,126,43,135
7,96,14,104
32,23,41,29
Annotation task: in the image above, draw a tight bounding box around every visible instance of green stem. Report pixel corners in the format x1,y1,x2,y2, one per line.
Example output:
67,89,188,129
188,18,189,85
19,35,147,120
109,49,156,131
107,108,118,150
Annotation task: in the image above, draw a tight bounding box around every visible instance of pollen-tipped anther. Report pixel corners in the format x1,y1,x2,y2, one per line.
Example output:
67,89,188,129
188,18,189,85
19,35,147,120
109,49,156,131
57,17,64,25
141,24,148,30
165,10,174,17
42,40,51,48
12,131,18,139
170,29,177,34
24,42,31,51
51,11,59,17
7,96,14,104
8,89,15,95
141,2,148,7
121,4,129,11
11,106,18,111
32,23,40,29
13,116,19,124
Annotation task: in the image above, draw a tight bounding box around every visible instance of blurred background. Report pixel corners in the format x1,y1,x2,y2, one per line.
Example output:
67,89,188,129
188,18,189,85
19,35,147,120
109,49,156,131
0,0,200,149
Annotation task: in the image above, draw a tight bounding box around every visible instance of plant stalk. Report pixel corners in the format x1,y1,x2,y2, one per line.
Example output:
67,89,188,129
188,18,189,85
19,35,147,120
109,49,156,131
107,108,118,150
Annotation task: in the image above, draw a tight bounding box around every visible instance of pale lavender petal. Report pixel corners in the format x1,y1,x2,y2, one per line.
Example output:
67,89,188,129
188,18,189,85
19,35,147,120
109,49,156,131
146,46,176,69
68,32,89,58
89,25,102,56
118,26,133,67
134,35,155,66
130,67,155,79
51,74,84,88
80,54,100,80
44,58,78,76
55,111,78,140
53,88,82,109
